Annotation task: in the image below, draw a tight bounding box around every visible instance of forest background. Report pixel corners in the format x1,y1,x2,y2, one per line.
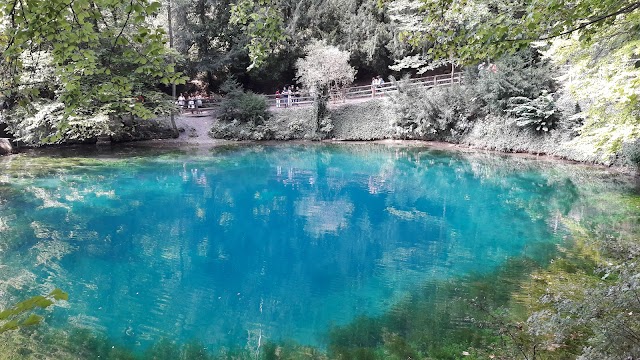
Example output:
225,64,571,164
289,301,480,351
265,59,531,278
0,0,639,163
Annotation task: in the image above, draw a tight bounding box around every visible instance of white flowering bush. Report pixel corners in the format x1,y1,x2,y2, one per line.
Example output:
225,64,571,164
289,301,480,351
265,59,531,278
295,41,356,95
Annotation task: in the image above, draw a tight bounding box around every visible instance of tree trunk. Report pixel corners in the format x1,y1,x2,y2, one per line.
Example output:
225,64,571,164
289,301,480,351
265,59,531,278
167,0,179,137
313,84,330,138
451,57,455,83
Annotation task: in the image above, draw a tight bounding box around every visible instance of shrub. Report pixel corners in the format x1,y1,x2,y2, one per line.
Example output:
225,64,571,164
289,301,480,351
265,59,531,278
210,107,316,141
3,101,111,145
390,84,479,142
507,92,559,132
471,49,557,114
621,139,640,168
3,89,176,145
324,99,395,140
218,79,270,125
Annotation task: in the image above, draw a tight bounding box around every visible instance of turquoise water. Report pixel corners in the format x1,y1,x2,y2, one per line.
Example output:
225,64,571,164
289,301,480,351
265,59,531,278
0,144,630,353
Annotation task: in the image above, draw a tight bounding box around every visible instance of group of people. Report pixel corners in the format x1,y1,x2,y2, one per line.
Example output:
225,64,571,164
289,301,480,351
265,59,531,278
371,75,386,96
275,86,304,108
478,62,498,73
177,92,211,114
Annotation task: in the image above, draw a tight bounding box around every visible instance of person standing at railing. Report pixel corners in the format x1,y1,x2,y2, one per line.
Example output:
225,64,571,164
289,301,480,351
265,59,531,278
196,94,203,114
187,95,196,114
275,90,281,108
178,93,186,112
293,86,300,106
282,86,289,108
287,86,293,107
378,76,385,96
371,77,377,98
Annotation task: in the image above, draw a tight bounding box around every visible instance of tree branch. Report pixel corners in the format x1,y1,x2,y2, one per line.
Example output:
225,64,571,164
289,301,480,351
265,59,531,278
501,1,640,43
111,0,134,49
538,2,640,41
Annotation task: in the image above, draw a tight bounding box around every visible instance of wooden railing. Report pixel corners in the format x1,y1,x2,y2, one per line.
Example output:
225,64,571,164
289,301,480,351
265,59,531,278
264,72,464,108
182,72,464,114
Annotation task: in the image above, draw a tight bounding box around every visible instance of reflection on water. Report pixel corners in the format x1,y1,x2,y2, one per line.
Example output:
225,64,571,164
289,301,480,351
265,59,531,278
0,144,634,352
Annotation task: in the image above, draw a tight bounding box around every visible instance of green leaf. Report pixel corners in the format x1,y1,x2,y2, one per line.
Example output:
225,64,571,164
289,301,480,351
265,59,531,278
49,288,69,301
0,308,13,320
146,2,161,14
0,320,20,334
21,314,44,327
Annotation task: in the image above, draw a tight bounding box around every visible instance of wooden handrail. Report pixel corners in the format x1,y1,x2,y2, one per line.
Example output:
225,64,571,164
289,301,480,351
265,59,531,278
260,72,464,107
264,73,463,98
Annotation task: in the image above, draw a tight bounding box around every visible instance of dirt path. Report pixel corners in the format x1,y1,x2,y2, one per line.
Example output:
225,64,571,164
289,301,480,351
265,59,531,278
164,111,220,144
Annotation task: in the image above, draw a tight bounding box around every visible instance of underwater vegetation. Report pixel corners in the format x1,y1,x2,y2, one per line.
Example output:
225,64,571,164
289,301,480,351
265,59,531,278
0,289,68,334
1,209,638,360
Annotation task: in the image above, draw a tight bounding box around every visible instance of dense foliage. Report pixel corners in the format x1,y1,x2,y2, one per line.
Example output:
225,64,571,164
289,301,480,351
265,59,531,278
1,0,637,152
389,49,565,142
388,0,639,160
217,79,270,124
545,28,640,158
0,0,186,144
391,84,477,141
507,93,558,132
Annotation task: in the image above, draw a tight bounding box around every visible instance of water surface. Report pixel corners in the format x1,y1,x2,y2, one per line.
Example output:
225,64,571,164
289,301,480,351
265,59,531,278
0,144,635,353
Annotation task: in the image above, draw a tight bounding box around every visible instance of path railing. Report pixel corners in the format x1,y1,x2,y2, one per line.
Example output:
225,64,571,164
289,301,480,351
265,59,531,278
264,72,463,108
181,72,464,114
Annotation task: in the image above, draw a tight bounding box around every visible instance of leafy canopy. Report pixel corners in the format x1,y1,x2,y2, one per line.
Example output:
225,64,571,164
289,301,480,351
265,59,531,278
295,41,356,93
230,0,287,70
0,0,186,142
390,0,640,64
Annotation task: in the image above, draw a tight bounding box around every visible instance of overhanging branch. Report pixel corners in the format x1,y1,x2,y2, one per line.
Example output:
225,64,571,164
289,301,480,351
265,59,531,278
538,2,640,41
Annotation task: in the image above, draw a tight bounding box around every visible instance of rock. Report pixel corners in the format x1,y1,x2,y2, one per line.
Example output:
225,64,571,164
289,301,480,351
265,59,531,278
0,138,14,155
109,116,178,142
96,136,112,146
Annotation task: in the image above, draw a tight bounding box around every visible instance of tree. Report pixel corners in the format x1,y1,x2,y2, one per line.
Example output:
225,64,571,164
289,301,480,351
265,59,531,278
230,0,288,70
389,0,640,65
542,9,640,158
295,41,356,136
295,41,356,95
388,0,491,73
0,0,186,144
229,0,401,80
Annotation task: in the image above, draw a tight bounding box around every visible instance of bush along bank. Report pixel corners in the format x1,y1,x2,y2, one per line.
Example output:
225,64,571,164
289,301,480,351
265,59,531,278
387,48,639,169
210,79,330,141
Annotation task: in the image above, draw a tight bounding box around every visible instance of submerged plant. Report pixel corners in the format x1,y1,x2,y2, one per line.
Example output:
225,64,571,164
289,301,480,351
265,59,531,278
0,288,68,334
